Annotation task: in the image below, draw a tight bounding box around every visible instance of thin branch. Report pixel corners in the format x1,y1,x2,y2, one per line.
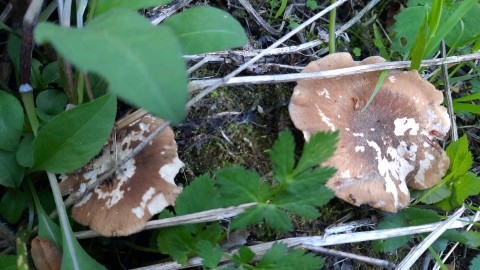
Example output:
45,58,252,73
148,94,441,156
395,206,465,269
132,212,480,270
74,202,257,239
237,0,282,36
441,41,459,141
149,0,193,25
189,53,480,91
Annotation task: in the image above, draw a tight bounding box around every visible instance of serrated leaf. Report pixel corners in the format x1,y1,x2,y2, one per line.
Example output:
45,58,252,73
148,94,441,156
411,184,451,204
196,241,223,268
285,166,336,194
293,131,337,175
32,94,116,173
231,246,255,265
372,208,440,253
95,0,172,16
453,172,480,205
35,89,67,122
0,189,26,224
392,5,429,56
470,253,480,270
264,207,292,232
216,167,269,206
0,91,24,151
0,255,16,270
157,225,195,264
175,174,221,215
163,6,247,55
0,150,25,187
256,243,324,270
231,206,266,230
35,9,187,123
446,135,472,178
269,130,295,183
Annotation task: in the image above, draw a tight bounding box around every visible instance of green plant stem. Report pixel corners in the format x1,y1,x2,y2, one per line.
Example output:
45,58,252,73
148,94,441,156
328,0,336,54
411,173,455,206
21,92,39,136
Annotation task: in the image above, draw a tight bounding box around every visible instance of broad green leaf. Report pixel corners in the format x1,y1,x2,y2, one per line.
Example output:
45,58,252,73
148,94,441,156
256,243,324,270
293,131,338,175
0,150,25,187
453,102,480,114
0,189,26,223
264,207,292,232
453,92,480,102
0,255,16,270
372,208,440,253
163,6,247,55
392,5,428,56
35,89,67,122
30,182,62,248
411,184,451,204
0,91,24,151
16,228,28,270
196,241,223,268
453,172,480,205
32,94,116,173
231,206,266,230
216,167,269,205
16,134,34,168
444,2,480,47
174,174,221,215
35,9,187,123
41,62,60,85
269,130,295,183
446,135,472,178
95,0,172,16
470,253,480,270
61,222,106,269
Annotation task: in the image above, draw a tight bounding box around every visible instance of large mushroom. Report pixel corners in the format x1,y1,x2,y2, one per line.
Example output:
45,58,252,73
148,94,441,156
60,114,184,236
289,53,450,212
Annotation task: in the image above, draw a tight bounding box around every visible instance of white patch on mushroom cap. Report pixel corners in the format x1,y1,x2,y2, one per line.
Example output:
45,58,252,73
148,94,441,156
147,193,169,215
340,170,351,178
316,88,331,99
131,187,156,219
394,117,419,136
366,140,413,208
315,104,336,131
160,155,184,185
139,122,150,131
355,146,365,152
302,131,311,141
353,133,364,137
389,76,396,83
75,192,93,207
412,153,435,189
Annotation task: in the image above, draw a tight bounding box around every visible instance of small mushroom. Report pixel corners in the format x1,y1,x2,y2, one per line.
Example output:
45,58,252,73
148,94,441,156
60,114,184,236
289,53,450,212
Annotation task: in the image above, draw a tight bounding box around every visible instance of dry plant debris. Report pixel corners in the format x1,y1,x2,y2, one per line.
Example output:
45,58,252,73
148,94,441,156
289,53,451,212
59,114,184,236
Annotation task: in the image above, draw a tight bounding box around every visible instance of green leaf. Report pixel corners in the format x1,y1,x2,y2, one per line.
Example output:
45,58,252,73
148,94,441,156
453,102,480,114
264,207,292,232
372,208,440,253
196,241,223,268
0,150,25,187
16,228,28,270
163,6,247,55
411,184,451,204
216,167,270,206
35,9,188,123
0,91,24,151
446,135,472,178
15,134,34,168
175,174,222,215
0,189,26,223
470,253,480,270
453,172,480,205
362,70,388,110
269,130,295,183
41,62,60,85
35,89,67,122
32,94,116,173
61,224,106,269
231,246,255,265
293,131,338,175
392,5,429,56
442,230,480,248
256,243,324,270
0,255,17,270
95,0,172,16
231,206,266,230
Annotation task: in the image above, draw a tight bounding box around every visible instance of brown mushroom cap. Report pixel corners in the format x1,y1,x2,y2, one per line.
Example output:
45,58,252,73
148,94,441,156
289,53,450,212
60,114,183,236
31,237,62,270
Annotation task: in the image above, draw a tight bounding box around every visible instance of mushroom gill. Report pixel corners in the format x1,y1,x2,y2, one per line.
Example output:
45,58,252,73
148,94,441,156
289,53,450,212
59,114,184,236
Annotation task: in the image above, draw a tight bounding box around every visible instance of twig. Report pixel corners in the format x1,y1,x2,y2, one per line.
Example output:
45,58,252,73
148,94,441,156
336,0,381,34
186,0,349,109
441,41,459,141
395,205,465,270
0,3,12,22
302,245,396,269
189,53,480,91
74,202,257,239
149,0,193,25
237,0,282,36
132,212,480,270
